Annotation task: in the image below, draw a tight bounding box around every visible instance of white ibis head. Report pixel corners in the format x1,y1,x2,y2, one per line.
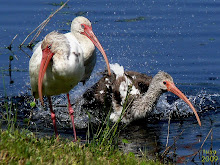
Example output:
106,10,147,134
38,32,69,106
153,71,201,126
71,16,111,76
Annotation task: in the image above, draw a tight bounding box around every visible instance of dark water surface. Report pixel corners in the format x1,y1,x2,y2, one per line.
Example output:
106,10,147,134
0,0,220,164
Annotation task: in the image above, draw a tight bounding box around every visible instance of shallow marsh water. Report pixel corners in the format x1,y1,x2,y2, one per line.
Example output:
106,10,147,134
0,0,220,164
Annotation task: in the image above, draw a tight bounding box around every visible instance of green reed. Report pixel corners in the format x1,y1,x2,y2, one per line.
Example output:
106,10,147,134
86,85,134,153
0,72,17,131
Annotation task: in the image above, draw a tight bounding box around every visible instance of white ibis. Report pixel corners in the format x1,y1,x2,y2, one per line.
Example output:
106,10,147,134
81,64,201,126
29,16,111,141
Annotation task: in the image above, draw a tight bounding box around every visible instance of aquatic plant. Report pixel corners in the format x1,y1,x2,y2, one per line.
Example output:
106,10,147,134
115,16,146,22
86,85,133,153
0,72,17,131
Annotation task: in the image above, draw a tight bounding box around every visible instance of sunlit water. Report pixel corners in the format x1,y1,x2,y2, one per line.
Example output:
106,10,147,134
0,0,220,164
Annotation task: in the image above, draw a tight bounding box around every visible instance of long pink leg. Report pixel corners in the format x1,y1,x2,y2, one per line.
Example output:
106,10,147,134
48,96,58,138
67,93,77,142
67,93,77,141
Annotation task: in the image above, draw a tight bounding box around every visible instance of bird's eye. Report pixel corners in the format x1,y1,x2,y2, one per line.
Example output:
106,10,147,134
48,45,51,49
81,24,85,29
163,81,167,85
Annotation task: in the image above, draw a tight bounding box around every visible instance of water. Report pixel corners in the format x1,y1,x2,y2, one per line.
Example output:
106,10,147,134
0,0,220,164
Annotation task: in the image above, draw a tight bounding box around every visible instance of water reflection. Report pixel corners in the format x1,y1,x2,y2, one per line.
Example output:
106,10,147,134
9,55,14,84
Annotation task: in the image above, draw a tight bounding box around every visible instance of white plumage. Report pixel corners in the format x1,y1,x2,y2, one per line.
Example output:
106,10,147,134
29,31,84,97
29,16,111,141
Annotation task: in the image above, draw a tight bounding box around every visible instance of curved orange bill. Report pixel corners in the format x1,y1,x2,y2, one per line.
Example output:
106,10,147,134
165,81,201,126
38,47,54,106
81,24,111,76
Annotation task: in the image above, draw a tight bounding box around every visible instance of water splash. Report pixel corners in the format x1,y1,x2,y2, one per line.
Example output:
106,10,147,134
27,90,220,130
154,91,220,120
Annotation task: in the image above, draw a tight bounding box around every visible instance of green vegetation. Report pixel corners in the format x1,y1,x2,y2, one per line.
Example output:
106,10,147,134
86,85,135,152
115,16,146,22
0,100,17,132
49,1,69,8
0,129,160,164
0,73,17,132
59,11,87,16
209,38,215,41
0,67,28,73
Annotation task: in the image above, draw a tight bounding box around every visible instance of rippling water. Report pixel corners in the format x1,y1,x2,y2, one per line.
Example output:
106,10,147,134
0,0,220,164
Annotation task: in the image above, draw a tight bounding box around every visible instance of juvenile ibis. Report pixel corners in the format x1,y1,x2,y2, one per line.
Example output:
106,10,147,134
29,16,111,141
81,64,201,126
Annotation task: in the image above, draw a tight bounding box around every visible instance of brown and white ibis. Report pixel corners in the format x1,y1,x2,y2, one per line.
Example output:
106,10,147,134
29,16,111,141
81,64,201,126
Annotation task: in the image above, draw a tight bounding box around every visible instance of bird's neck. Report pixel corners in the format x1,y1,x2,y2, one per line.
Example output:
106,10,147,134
73,32,95,61
129,83,163,120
